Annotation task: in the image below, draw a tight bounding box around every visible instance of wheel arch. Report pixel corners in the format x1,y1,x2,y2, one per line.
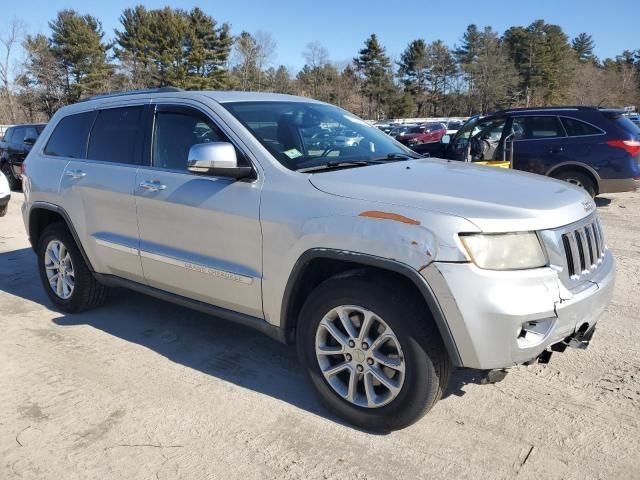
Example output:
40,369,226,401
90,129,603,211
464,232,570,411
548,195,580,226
280,248,462,366
546,162,601,195
28,202,94,272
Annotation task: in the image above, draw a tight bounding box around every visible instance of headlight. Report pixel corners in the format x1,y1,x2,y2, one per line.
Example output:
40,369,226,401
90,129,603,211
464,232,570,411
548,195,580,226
459,232,546,270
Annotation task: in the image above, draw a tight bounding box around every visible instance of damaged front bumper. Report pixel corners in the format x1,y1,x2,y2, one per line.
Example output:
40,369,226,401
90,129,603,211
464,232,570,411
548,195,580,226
422,249,615,370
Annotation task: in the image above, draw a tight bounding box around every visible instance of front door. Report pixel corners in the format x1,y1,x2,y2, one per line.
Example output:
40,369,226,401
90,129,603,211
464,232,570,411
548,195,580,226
134,104,263,318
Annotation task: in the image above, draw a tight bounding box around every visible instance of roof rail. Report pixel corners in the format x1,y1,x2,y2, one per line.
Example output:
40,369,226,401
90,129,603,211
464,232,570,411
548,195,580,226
77,87,184,103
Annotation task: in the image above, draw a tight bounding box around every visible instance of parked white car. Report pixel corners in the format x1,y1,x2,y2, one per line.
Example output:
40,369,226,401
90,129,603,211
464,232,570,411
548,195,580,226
0,169,10,216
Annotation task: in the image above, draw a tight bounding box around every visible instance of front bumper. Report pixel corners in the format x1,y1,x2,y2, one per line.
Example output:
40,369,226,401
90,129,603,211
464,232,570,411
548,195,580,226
422,249,615,369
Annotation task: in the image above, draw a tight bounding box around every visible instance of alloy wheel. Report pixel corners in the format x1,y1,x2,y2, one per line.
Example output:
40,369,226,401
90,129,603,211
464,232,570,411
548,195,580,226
44,240,75,300
315,305,405,408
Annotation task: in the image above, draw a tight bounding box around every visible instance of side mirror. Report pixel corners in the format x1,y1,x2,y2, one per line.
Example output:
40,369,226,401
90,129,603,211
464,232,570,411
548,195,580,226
441,135,451,144
187,142,252,179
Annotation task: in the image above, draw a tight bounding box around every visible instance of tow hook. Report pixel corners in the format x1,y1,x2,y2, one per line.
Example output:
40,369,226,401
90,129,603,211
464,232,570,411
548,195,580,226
480,369,508,384
540,323,596,364
563,323,595,350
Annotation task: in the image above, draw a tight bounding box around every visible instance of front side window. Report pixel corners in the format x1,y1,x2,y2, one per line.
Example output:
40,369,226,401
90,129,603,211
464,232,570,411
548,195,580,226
152,109,228,171
44,111,95,158
87,107,143,164
469,117,507,161
512,116,564,140
223,101,416,171
24,126,39,143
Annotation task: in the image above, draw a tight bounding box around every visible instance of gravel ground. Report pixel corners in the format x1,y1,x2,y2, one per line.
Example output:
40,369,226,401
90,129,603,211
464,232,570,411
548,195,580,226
1,191,639,480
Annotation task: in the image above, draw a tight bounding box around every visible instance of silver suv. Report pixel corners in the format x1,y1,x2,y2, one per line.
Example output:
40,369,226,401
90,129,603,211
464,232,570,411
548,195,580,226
21,89,615,431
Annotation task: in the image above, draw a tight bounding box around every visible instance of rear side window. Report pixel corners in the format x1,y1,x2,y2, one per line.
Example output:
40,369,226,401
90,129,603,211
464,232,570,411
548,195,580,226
87,106,143,164
12,127,25,144
3,128,13,142
44,112,95,158
512,116,564,139
561,117,602,136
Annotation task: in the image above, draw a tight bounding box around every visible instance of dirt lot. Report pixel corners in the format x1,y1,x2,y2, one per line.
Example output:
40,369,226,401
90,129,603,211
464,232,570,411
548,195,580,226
1,191,639,480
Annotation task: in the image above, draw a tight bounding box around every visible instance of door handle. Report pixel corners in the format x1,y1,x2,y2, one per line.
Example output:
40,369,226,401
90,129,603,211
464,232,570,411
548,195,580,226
551,146,564,154
138,180,166,192
64,169,86,179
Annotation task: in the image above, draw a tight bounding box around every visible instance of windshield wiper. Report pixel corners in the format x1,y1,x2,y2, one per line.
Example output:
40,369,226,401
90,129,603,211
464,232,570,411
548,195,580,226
297,160,376,173
369,152,422,161
296,153,420,173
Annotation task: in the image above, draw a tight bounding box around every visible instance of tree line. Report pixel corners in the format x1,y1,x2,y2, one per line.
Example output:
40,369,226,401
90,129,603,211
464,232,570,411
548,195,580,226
0,6,639,123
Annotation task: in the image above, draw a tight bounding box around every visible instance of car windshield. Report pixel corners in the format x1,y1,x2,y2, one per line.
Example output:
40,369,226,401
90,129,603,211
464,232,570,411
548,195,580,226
223,101,417,171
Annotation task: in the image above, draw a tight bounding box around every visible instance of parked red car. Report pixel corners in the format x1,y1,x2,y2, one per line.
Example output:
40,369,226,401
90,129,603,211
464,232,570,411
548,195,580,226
397,122,447,146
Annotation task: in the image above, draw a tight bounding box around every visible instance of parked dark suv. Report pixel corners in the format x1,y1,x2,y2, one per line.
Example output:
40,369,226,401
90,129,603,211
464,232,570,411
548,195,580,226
412,107,640,197
0,123,46,190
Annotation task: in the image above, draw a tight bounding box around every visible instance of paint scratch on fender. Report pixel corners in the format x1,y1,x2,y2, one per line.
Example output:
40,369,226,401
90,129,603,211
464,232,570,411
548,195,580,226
359,211,421,225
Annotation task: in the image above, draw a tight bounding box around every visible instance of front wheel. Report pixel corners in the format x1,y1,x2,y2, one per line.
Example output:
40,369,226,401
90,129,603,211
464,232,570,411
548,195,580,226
296,271,451,432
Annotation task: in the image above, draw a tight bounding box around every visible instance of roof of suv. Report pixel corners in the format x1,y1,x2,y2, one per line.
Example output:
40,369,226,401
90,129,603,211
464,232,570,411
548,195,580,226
77,88,320,107
492,106,626,115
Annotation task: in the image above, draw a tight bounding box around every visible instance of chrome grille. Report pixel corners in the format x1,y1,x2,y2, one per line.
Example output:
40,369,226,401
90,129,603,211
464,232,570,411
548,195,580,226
560,217,605,279
539,213,607,288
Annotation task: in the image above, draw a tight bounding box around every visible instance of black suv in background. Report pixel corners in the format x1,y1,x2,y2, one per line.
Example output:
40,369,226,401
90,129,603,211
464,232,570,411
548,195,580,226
0,123,46,190
413,107,640,197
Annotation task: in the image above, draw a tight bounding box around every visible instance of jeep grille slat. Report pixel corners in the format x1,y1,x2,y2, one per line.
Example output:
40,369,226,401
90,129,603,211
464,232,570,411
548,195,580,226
555,215,605,283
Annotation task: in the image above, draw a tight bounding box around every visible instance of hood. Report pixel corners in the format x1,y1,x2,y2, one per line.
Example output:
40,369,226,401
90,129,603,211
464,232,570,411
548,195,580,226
308,158,594,232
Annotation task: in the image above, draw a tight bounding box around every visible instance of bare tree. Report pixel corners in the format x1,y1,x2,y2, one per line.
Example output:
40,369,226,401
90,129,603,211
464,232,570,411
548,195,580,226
302,41,329,98
232,31,258,90
0,18,25,123
254,30,276,90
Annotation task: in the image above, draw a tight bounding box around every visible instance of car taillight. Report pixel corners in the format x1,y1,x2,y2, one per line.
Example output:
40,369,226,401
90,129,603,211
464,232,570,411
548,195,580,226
20,163,26,176
606,139,640,156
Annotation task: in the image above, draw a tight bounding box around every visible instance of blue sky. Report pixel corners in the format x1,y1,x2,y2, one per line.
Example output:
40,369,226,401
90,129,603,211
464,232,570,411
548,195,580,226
5,0,639,71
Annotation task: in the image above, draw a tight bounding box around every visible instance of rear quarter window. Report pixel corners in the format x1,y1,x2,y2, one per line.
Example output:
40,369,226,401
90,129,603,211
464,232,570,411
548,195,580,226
44,112,96,158
560,117,603,136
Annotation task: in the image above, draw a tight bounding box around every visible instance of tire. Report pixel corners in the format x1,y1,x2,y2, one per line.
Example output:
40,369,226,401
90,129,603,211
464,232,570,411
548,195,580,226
296,271,451,432
552,170,596,198
1,162,21,191
37,222,107,313
0,204,6,217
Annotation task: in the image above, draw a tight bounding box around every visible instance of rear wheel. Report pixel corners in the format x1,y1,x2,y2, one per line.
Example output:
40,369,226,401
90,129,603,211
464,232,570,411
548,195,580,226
37,222,107,312
296,271,451,432
552,170,596,198
1,163,20,191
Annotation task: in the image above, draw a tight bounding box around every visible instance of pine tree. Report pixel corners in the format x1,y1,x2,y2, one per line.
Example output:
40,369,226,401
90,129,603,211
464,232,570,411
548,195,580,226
354,34,394,119
184,7,233,89
49,10,112,101
397,39,429,115
572,33,596,62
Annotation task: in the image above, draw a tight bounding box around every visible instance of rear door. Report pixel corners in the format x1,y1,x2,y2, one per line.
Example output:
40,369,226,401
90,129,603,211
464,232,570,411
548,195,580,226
510,115,567,174
134,103,263,318
57,105,145,282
